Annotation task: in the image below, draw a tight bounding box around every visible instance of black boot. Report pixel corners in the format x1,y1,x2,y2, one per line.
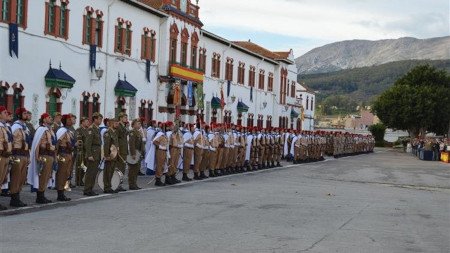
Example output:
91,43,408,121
155,178,166,187
10,193,27,207
277,162,282,167
57,190,71,202
209,169,217,177
165,176,174,185
200,171,209,179
193,172,202,180
182,173,192,182
172,175,181,184
36,191,52,204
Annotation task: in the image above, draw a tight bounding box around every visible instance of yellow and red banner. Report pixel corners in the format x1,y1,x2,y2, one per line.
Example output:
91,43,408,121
170,64,204,83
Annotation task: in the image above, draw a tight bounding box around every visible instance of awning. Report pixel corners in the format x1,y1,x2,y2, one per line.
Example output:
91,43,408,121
211,97,222,109
45,66,76,89
115,79,138,97
170,63,204,83
237,101,249,113
291,109,299,118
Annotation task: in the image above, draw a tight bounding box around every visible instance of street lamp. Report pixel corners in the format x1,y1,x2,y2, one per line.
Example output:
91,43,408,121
92,66,104,81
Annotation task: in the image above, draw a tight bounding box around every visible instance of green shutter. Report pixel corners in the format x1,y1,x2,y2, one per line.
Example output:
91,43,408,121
16,0,22,24
86,15,91,43
49,94,57,117
60,5,66,36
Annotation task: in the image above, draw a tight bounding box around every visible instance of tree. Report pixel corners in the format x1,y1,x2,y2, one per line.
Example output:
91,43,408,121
372,65,450,137
368,123,386,147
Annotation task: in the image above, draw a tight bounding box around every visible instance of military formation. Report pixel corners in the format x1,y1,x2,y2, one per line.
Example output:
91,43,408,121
0,107,374,210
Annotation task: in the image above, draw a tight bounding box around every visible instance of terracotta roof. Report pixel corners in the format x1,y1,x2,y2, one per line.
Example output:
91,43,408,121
137,0,164,9
232,41,282,60
273,51,290,59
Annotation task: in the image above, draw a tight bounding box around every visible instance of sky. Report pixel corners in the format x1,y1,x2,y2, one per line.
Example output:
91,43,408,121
199,0,450,57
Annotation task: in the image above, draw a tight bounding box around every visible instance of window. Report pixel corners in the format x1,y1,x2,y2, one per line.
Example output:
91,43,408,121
45,0,69,39
181,42,188,66
114,19,132,56
248,66,256,87
0,87,6,107
306,96,309,110
94,14,104,47
141,28,156,61
83,8,104,47
311,98,314,111
180,28,189,66
191,46,197,69
268,72,274,92
225,58,234,81
237,62,245,85
170,39,177,63
258,69,265,90
93,95,100,113
1,0,27,27
211,53,221,78
287,79,290,97
291,81,296,98
191,32,199,70
81,95,89,118
1,0,9,22
59,2,68,38
46,0,56,34
16,0,27,27
198,48,206,72
169,23,179,64
125,23,132,55
280,68,287,105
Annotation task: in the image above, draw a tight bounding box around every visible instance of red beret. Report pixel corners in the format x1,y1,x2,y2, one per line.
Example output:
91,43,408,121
0,106,7,113
15,107,27,116
40,113,50,120
62,114,71,121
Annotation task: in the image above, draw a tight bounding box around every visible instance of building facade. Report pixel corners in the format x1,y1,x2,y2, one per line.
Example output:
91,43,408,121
0,0,314,130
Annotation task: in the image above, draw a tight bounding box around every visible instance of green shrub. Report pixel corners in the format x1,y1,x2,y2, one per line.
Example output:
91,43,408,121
369,123,387,147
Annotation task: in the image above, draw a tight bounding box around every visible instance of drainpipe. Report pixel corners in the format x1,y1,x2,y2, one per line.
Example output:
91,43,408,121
103,0,118,117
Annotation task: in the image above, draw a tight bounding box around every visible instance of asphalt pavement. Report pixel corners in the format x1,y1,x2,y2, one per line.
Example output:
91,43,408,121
1,149,450,253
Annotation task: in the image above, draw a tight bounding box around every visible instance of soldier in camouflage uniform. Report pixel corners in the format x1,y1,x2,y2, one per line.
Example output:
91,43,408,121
83,113,103,196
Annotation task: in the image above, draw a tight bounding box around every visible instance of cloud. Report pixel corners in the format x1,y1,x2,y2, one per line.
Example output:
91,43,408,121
199,0,450,55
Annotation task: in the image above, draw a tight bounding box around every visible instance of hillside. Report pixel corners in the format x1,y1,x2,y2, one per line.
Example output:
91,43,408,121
296,37,450,75
298,59,450,115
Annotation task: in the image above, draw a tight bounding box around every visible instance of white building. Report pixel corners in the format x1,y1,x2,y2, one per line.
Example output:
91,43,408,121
0,0,314,130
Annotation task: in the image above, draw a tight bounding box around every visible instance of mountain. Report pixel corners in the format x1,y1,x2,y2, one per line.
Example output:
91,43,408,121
298,59,450,115
296,36,450,75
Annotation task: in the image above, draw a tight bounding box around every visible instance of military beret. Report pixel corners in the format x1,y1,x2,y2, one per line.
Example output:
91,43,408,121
92,112,103,118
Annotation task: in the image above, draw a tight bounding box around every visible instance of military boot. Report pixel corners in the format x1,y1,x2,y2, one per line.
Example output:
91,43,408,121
10,193,27,207
57,190,71,202
155,178,166,187
200,171,209,179
182,173,192,182
172,175,181,184
193,172,202,180
36,191,52,204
